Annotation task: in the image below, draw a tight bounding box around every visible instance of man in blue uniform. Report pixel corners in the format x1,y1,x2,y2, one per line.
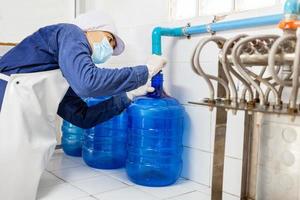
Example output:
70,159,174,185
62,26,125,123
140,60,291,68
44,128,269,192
0,11,166,200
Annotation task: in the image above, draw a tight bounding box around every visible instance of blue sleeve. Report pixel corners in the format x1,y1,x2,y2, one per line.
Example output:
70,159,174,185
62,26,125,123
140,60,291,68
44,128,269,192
57,87,131,129
57,24,149,98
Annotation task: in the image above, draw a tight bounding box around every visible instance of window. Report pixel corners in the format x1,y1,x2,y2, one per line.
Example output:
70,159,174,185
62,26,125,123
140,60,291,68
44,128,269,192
171,0,283,20
236,0,277,11
200,0,234,15
170,0,198,20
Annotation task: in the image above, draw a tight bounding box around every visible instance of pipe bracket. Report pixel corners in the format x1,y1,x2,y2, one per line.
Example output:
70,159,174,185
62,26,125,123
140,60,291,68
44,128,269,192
183,23,191,39
206,23,216,35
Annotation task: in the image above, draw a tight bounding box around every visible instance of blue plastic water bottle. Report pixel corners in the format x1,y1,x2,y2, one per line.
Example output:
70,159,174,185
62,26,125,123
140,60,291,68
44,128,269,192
61,120,84,157
83,97,128,169
126,74,185,186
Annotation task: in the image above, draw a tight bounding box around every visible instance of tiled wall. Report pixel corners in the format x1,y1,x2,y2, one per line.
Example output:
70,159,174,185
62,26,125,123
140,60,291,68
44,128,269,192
0,1,74,42
82,0,284,198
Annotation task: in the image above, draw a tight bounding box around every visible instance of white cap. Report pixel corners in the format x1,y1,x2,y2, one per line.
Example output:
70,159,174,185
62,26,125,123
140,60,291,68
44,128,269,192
72,10,125,56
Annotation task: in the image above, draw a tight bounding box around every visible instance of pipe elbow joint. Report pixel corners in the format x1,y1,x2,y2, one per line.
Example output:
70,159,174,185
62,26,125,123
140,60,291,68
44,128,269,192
284,0,299,15
152,27,163,55
152,27,162,38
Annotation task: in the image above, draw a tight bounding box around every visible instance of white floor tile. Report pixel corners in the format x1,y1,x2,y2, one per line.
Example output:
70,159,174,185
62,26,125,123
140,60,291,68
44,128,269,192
37,183,88,200
95,187,159,200
134,178,197,199
225,112,245,159
76,196,98,200
104,168,134,186
168,191,211,200
223,157,242,196
222,192,240,200
66,155,87,165
51,149,64,160
42,150,213,200
39,171,64,188
52,166,104,182
185,180,211,195
46,157,82,171
71,175,128,195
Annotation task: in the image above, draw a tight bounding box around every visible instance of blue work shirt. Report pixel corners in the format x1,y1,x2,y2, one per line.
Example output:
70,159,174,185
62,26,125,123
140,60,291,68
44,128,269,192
0,23,149,128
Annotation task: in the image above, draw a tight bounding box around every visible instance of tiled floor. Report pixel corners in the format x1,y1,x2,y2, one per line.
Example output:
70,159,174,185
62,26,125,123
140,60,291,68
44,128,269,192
37,150,211,200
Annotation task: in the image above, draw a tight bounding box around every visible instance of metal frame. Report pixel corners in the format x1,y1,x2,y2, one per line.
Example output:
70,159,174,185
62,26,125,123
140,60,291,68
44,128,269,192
211,62,228,200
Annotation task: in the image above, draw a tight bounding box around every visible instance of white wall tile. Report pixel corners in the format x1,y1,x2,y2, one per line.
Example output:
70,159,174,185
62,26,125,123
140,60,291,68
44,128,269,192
163,62,214,104
183,105,212,151
181,147,211,185
163,35,222,64
92,0,170,28
222,157,242,197
225,112,245,159
0,0,74,42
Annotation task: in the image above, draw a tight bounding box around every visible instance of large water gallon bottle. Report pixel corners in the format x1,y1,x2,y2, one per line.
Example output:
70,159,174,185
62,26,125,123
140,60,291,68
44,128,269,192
126,73,185,186
61,120,84,157
83,97,128,169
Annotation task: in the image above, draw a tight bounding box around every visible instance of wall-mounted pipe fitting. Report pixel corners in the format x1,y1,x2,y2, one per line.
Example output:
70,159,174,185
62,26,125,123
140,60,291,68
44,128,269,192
152,27,183,55
284,0,300,16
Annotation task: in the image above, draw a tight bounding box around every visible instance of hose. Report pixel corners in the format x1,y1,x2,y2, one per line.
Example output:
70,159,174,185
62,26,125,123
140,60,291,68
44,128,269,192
192,36,230,101
221,34,253,104
268,33,296,87
289,35,300,110
232,35,279,106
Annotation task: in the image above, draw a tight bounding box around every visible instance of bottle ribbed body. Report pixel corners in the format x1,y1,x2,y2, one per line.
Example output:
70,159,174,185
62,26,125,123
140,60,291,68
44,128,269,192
126,96,184,186
83,97,128,169
61,121,84,157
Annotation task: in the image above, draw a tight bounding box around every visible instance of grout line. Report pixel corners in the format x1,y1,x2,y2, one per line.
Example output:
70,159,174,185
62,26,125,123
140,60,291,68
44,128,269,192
47,171,67,183
224,155,243,160
105,174,133,186
182,145,213,154
162,190,198,200
162,190,199,200
88,184,130,197
223,191,241,198
72,194,99,200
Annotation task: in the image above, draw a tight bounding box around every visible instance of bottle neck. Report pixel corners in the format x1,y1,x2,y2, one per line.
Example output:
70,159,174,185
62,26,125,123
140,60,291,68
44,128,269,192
147,72,163,98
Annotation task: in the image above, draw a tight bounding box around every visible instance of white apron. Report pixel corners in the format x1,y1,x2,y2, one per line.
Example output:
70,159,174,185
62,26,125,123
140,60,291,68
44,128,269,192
0,69,69,200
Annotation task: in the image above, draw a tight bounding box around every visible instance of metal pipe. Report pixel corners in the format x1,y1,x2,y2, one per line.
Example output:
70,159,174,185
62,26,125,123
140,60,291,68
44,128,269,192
289,35,300,110
225,53,295,66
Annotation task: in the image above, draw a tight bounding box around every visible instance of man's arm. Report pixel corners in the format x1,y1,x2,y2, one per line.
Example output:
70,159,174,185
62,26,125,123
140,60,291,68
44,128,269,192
57,87,131,129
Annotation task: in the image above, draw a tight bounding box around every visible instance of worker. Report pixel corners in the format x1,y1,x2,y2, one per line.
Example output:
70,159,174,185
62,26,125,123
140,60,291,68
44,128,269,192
0,10,166,200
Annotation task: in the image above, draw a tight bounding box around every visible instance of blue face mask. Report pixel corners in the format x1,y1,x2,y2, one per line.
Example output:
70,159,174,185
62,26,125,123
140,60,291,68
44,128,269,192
91,37,114,64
